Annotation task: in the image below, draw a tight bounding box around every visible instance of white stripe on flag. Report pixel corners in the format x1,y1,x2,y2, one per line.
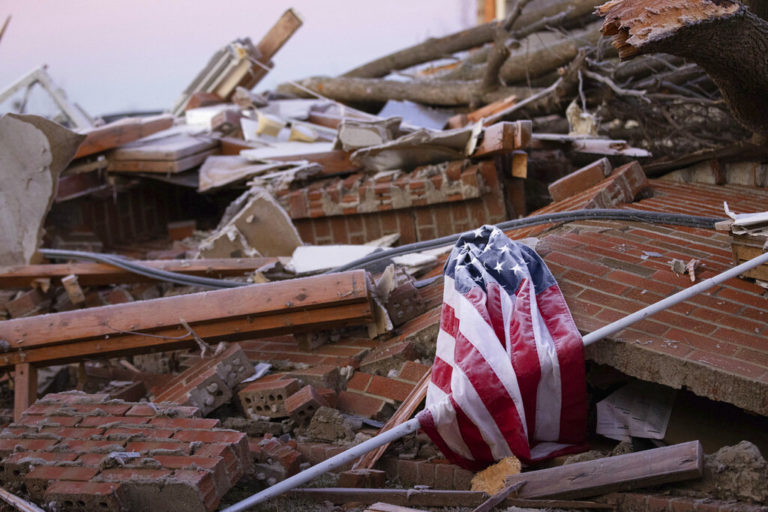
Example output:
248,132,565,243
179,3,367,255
527,279,563,442
425,382,475,461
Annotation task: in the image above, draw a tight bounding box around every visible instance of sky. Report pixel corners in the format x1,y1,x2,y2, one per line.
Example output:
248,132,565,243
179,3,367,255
0,0,475,117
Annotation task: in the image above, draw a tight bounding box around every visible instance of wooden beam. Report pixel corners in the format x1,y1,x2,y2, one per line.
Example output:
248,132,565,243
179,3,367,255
238,9,303,92
289,489,612,509
13,363,36,422
0,258,278,288
0,271,373,369
505,441,703,499
74,115,174,159
473,121,532,158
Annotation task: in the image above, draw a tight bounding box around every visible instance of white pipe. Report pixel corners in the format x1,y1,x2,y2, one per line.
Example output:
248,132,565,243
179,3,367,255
221,417,421,512
224,250,768,511
583,250,768,346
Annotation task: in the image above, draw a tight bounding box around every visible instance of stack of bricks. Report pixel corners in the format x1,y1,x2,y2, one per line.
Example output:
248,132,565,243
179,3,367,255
0,392,249,512
277,159,509,246
151,343,254,415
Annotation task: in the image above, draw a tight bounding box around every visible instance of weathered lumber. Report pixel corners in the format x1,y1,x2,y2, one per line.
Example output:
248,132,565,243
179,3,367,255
289,489,612,509
238,9,303,92
342,0,604,78
0,257,279,288
13,364,36,422
0,270,373,369
480,0,534,94
730,233,768,281
471,482,526,512
74,114,174,159
473,121,532,158
505,441,703,499
597,0,768,138
278,77,537,107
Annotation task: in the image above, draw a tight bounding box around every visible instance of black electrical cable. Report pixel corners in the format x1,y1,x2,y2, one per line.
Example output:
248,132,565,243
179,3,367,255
40,249,245,289
40,209,725,289
326,209,725,274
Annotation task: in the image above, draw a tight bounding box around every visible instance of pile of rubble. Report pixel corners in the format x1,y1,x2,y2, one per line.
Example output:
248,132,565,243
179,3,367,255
1,1,768,511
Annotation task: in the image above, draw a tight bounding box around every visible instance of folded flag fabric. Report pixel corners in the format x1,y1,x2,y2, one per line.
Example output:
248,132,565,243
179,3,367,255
417,225,587,469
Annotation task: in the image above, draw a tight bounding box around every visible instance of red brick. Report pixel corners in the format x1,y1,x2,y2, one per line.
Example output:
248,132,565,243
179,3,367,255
346,372,372,392
25,466,100,499
336,391,391,420
59,440,125,453
44,481,128,512
366,375,414,402
284,385,328,425
193,442,246,485
548,158,612,202
453,467,473,490
17,414,81,427
126,440,191,455
124,404,200,418
398,361,430,383
647,495,673,512
288,365,341,391
686,351,767,379
96,468,173,483
171,469,221,511
79,415,149,427
338,469,387,488
396,459,419,486
238,378,300,419
0,438,58,457
103,426,176,441
149,417,221,429
173,429,246,445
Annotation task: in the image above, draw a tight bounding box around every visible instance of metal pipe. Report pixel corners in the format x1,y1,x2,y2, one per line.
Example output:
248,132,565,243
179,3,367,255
220,417,421,512
582,250,768,346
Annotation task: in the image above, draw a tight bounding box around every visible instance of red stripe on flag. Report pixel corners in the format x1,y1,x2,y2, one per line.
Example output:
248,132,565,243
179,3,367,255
431,356,453,394
450,395,494,464
538,285,587,444
417,409,486,472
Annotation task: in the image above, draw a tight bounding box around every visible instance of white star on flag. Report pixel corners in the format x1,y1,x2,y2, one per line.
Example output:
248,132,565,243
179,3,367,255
474,228,485,238
494,262,504,272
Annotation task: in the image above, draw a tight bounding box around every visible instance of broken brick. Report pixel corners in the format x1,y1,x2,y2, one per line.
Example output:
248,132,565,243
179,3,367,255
238,378,300,419
284,385,329,425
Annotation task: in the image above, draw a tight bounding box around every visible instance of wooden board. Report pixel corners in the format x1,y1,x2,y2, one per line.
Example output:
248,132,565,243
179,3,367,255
74,114,174,159
239,9,304,91
218,137,359,175
0,257,278,288
111,133,217,161
289,489,612,510
107,148,217,173
731,237,768,280
0,270,370,351
473,121,532,158
505,441,703,499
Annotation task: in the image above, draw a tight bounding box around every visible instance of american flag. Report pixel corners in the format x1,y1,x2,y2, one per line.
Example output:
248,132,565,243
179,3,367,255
417,225,587,469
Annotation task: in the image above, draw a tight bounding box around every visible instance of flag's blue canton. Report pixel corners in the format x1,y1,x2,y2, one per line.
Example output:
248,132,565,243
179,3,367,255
444,225,556,296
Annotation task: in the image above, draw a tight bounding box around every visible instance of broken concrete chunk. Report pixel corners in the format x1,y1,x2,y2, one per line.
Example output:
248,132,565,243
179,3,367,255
196,187,302,258
305,406,357,443
0,114,84,266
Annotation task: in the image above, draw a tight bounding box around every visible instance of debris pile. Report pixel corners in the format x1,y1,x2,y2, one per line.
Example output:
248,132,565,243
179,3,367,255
1,1,768,511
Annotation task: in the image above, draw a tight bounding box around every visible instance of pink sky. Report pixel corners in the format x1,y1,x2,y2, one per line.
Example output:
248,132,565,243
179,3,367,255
0,0,474,116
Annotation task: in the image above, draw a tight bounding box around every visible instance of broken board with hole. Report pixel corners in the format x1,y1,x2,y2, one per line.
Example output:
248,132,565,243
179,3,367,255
108,133,218,173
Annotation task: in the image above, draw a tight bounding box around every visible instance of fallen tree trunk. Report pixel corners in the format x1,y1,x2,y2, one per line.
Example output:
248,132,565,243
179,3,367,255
598,0,768,139
441,21,602,84
277,77,539,107
342,0,604,78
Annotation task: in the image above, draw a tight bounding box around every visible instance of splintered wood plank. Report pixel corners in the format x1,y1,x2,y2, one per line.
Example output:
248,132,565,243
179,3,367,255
107,148,217,173
111,133,217,161
0,270,370,350
505,441,703,499
472,121,532,158
74,115,174,159
0,257,278,288
218,137,359,175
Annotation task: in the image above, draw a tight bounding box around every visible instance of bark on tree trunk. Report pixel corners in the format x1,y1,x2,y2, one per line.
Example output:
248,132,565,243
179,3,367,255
276,77,539,107
598,0,768,139
342,0,604,79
